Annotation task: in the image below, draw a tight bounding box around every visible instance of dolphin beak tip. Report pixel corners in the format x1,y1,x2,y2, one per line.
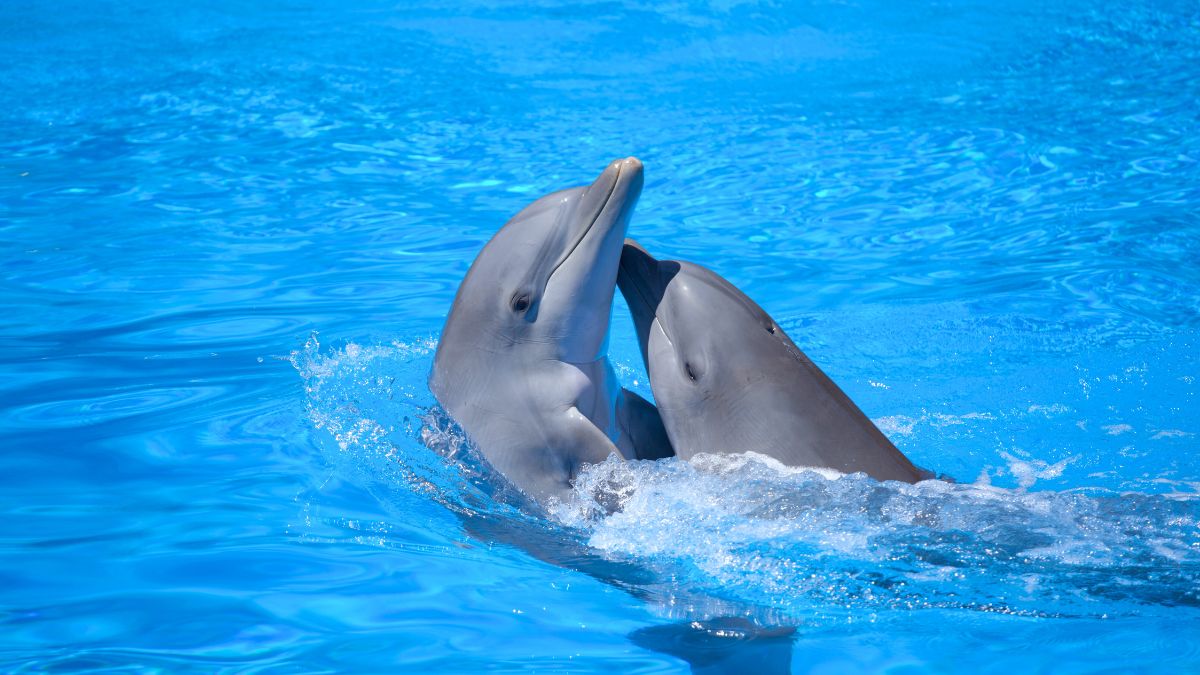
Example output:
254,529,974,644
608,157,643,182
622,158,644,183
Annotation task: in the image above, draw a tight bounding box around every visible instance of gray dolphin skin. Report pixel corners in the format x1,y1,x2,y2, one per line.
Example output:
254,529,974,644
617,239,927,483
430,159,672,506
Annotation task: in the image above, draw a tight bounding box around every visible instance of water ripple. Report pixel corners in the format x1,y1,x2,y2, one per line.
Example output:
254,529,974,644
2,385,231,430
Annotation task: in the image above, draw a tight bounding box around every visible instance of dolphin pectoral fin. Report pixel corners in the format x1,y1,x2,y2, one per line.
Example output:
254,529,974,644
616,389,675,461
563,406,624,469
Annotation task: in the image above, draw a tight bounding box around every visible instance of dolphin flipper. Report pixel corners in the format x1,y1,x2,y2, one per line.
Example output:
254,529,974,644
617,388,675,461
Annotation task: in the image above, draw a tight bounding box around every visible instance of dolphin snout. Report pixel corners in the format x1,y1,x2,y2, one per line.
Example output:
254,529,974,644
598,156,643,184
618,239,673,361
609,156,644,196
619,238,660,281
622,237,652,260
617,156,643,174
618,238,671,314
583,157,644,219
619,239,681,313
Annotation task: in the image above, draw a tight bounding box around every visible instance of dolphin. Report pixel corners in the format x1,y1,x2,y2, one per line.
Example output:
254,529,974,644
430,159,673,506
617,239,927,483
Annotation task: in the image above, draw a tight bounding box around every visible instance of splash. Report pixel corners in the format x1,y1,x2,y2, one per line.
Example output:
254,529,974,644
292,334,1200,623
289,332,531,518
554,453,1200,618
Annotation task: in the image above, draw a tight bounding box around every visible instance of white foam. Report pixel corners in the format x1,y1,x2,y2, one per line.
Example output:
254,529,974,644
291,337,1200,618
552,450,1199,616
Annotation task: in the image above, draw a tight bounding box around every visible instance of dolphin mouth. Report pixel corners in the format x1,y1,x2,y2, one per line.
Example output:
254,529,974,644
548,157,642,282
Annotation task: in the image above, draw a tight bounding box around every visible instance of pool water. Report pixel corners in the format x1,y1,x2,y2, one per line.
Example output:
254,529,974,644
3,0,1199,671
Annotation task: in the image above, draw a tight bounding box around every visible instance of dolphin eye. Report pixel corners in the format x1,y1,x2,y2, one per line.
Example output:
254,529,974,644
766,324,776,334
511,294,531,313
684,363,698,382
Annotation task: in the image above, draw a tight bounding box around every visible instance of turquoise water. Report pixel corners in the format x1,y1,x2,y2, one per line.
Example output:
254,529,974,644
3,0,1199,671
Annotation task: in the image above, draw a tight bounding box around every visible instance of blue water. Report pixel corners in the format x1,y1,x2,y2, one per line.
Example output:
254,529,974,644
3,0,1199,671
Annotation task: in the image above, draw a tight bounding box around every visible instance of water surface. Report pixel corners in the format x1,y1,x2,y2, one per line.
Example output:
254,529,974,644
2,0,1199,671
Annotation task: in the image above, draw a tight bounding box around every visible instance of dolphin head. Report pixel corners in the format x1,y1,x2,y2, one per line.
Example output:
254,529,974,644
617,239,796,457
436,158,644,370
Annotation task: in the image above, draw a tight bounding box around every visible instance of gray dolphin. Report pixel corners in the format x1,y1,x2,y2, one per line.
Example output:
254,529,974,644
617,239,927,483
430,159,672,506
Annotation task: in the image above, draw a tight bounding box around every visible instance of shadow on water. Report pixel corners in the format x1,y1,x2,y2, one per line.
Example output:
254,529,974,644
459,509,799,674
630,620,796,675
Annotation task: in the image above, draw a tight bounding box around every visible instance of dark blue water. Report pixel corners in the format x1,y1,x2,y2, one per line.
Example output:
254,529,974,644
3,0,1199,671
